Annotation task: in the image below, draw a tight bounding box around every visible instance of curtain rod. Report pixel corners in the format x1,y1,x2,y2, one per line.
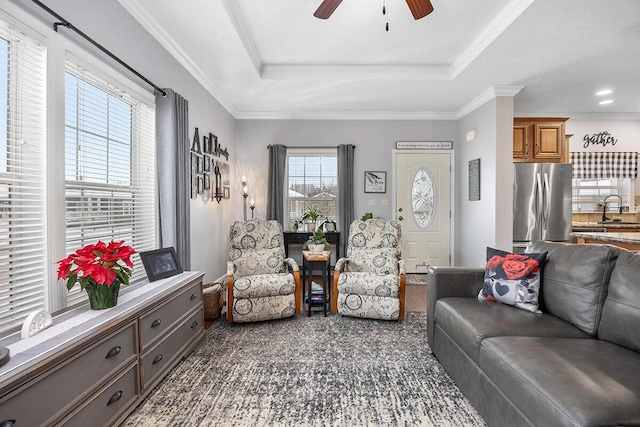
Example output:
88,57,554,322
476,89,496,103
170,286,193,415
267,145,355,149
30,0,167,97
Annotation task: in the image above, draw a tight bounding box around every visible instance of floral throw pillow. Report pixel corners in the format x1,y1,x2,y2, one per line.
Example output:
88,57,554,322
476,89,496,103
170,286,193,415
478,247,547,313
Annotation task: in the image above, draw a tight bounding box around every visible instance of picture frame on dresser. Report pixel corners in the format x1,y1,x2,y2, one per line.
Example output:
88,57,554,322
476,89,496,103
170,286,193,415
140,247,183,281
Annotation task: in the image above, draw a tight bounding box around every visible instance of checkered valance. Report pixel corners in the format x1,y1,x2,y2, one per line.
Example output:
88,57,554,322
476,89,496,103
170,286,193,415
570,152,638,179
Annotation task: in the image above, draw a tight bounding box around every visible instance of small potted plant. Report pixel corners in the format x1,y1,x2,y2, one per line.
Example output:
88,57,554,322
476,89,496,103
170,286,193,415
57,240,136,310
361,212,374,221
303,229,329,254
289,218,302,232
321,218,336,232
301,206,325,233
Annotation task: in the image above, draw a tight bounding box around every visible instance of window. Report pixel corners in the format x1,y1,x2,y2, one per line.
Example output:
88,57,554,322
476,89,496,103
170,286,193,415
286,150,338,228
64,63,156,306
0,22,47,333
572,178,633,212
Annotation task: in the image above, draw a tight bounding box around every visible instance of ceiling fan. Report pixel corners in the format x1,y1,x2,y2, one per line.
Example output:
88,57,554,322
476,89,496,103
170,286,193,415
314,0,434,20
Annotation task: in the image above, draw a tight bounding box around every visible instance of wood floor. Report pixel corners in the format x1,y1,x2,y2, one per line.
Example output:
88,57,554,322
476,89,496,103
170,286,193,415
404,284,427,312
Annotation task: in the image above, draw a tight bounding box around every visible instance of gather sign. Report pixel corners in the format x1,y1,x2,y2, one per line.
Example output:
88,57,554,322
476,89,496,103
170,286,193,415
583,131,618,149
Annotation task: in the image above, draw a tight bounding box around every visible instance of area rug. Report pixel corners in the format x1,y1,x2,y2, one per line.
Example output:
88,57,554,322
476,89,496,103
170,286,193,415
406,273,428,285
122,313,485,426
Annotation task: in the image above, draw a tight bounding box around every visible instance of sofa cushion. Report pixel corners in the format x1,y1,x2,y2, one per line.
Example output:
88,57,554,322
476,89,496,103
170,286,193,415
478,247,547,313
347,247,400,275
337,271,400,297
480,336,640,427
527,241,620,336
232,273,295,299
598,250,640,353
434,297,587,364
230,247,286,276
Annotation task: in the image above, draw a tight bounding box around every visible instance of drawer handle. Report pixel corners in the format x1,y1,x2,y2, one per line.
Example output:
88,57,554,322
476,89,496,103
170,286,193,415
107,390,123,406
190,293,197,300
191,320,198,329
153,354,163,364
105,346,122,359
0,420,16,427
151,319,162,328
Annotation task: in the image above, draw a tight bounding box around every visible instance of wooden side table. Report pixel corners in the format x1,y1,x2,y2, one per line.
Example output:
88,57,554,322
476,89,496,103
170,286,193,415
302,250,332,317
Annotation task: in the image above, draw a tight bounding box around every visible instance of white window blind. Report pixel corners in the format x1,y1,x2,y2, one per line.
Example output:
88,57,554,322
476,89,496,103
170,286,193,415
0,22,47,334
64,63,156,306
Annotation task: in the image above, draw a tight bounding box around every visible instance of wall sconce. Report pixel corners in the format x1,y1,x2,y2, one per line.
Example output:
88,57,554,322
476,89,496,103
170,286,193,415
212,164,223,203
242,176,248,220
250,198,255,219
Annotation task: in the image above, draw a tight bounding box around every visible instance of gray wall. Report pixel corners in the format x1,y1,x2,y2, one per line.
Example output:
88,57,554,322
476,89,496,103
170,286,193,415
13,0,236,283
235,119,459,223
455,97,514,267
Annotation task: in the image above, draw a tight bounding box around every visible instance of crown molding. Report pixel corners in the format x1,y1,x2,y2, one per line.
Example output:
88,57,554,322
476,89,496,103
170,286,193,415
261,64,452,80
117,0,240,117
221,0,264,75
457,86,524,118
452,0,536,78
234,110,459,121
515,112,640,121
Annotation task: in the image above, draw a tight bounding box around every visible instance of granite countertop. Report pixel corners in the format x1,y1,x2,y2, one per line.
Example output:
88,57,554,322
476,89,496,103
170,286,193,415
572,221,640,229
571,232,640,245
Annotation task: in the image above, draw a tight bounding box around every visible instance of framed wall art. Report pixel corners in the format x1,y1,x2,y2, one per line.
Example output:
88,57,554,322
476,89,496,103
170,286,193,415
364,171,386,193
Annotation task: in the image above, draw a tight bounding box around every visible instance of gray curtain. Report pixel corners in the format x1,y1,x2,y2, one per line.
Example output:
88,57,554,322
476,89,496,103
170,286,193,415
338,144,355,255
267,144,287,223
155,88,191,270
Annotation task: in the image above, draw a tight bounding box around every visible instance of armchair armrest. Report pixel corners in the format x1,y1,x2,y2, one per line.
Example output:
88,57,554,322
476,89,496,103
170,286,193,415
426,266,485,346
334,257,348,272
226,261,236,277
284,257,299,272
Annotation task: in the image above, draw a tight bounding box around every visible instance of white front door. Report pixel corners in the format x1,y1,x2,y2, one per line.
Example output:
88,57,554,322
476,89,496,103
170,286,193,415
395,152,452,272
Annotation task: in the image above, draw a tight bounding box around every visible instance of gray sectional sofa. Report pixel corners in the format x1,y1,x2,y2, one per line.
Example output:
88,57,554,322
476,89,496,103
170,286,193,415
427,241,640,427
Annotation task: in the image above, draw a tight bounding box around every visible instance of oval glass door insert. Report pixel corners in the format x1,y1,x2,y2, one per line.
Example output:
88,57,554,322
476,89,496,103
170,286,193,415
412,167,436,228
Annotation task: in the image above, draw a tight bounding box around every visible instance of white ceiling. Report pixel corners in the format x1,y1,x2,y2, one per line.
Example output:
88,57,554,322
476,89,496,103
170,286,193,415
121,0,640,120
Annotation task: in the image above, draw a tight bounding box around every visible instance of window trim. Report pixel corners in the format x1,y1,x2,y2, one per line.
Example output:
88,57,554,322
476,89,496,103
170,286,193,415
285,148,339,228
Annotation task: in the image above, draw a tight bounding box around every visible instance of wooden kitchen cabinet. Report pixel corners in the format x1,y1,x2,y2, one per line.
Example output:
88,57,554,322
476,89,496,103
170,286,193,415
513,117,569,163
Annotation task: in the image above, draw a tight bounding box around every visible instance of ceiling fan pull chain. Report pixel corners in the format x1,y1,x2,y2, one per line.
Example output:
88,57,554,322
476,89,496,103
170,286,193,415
384,0,389,31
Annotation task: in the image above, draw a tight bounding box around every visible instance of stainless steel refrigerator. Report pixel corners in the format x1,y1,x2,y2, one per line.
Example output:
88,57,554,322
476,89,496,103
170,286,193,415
513,163,572,249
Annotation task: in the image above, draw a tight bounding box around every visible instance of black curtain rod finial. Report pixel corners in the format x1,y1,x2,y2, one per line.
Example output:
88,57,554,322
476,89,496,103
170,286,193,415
53,22,71,32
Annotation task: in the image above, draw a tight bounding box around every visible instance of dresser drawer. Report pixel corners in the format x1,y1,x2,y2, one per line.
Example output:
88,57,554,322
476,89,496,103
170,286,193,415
60,363,138,427
140,308,203,391
140,281,202,350
0,322,137,427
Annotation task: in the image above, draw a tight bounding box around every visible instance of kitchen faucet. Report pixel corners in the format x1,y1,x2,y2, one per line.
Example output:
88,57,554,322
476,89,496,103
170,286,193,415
602,194,623,222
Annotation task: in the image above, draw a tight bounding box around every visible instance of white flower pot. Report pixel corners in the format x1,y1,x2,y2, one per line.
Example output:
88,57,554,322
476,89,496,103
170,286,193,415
308,244,325,254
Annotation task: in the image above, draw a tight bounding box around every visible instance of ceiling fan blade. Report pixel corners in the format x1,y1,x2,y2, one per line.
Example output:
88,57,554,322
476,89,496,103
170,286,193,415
405,0,434,20
314,0,343,19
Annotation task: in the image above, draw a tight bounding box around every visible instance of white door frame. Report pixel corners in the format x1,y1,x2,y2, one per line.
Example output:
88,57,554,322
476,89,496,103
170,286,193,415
391,149,456,267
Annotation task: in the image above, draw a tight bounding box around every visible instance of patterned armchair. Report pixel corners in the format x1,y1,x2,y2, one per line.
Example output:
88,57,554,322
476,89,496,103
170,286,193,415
226,219,301,322
331,219,406,320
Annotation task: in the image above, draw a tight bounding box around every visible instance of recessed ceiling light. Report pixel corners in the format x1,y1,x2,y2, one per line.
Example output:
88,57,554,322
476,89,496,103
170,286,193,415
596,89,612,96
599,99,614,105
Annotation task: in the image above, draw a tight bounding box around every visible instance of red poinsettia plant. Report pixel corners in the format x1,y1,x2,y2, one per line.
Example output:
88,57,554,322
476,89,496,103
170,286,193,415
57,240,137,291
